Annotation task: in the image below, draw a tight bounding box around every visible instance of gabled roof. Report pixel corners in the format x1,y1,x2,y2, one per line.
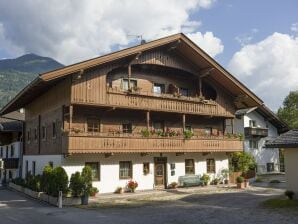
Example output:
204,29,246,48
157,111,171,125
0,33,264,115
235,106,288,133
265,130,298,148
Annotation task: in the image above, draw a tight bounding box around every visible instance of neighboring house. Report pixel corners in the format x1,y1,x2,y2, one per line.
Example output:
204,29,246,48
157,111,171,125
266,130,298,197
0,111,24,183
234,106,288,174
0,33,265,193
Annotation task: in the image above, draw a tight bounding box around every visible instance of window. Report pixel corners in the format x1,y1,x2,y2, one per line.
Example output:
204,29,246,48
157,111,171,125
122,123,132,133
85,162,100,181
153,121,164,132
122,79,137,91
180,87,189,96
32,161,36,176
153,83,165,94
42,126,46,140
10,145,14,157
143,162,150,175
119,161,132,179
249,139,258,149
204,127,212,136
27,129,31,142
207,159,215,173
52,122,56,138
9,170,12,179
249,120,256,127
267,163,274,172
49,161,53,168
34,128,38,141
87,119,100,134
185,159,195,175
0,147,2,157
6,146,8,158
25,160,29,178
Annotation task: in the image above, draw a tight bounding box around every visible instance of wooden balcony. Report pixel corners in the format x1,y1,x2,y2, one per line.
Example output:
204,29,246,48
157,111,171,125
64,133,243,154
104,88,234,117
244,127,268,137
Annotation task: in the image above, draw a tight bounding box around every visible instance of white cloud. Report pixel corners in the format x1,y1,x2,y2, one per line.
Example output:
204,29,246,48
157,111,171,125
0,0,220,64
228,32,298,111
187,31,224,57
291,23,298,32
235,28,258,46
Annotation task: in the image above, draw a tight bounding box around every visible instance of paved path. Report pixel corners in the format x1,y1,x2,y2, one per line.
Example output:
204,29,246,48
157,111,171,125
0,187,298,224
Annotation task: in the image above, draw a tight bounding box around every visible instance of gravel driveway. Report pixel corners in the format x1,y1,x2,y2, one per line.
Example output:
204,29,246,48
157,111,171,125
1,186,297,224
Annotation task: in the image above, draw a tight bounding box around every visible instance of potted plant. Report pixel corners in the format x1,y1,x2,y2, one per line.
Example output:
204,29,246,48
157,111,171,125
127,180,138,193
90,187,99,197
221,169,230,184
69,171,83,197
81,166,93,205
183,130,193,139
200,174,210,186
168,182,178,189
236,176,245,189
114,186,123,194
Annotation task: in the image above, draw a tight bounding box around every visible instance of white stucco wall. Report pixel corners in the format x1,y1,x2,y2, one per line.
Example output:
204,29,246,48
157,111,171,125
234,110,280,173
22,152,229,193
284,148,298,196
22,155,63,178
0,141,22,181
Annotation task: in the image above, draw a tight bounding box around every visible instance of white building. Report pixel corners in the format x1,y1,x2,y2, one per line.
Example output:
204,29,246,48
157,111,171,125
0,111,24,183
234,106,288,174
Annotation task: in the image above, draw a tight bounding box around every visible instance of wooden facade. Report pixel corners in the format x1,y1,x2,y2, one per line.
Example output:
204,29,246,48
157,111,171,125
0,33,258,156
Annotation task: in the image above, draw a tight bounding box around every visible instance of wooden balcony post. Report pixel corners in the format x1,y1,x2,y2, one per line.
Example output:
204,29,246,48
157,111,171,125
128,64,131,89
231,119,234,134
182,114,186,131
69,105,73,131
146,111,150,129
199,77,202,97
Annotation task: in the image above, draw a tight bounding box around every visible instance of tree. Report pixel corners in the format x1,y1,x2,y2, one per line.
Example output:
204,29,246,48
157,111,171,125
81,166,93,196
69,172,83,197
229,152,256,173
277,91,298,129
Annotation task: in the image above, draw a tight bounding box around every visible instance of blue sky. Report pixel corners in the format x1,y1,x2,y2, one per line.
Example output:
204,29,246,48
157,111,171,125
0,0,297,110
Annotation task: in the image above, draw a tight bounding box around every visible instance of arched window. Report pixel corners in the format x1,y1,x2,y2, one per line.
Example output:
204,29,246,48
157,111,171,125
202,82,217,100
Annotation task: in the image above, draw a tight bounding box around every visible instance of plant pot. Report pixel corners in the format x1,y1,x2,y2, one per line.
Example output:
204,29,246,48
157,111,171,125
244,180,249,188
224,180,229,185
81,195,89,205
237,183,245,189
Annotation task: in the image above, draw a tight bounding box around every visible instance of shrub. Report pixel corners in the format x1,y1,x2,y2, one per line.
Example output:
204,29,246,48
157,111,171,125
200,174,210,186
114,187,123,194
90,187,99,197
69,172,83,197
51,166,69,197
183,130,193,139
255,177,263,183
81,166,93,196
12,177,26,187
141,129,150,137
270,179,281,184
41,165,54,194
127,180,138,192
229,152,256,173
211,178,220,185
285,190,295,200
28,175,41,192
168,182,178,189
236,176,244,183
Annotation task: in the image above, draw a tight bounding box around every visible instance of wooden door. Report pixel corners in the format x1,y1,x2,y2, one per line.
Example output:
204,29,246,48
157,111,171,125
155,163,165,186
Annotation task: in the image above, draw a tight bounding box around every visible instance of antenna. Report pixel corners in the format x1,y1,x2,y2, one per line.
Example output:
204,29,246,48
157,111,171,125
128,34,145,45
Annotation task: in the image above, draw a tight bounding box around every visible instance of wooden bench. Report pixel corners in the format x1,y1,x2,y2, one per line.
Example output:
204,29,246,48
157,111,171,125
178,175,201,187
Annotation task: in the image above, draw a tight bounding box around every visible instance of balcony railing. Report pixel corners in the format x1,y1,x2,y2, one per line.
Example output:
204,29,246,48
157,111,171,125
64,133,243,154
105,88,233,117
244,127,268,137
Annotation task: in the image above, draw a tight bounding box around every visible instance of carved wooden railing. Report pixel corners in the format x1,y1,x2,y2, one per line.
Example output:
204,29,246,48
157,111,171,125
64,133,243,153
106,88,232,117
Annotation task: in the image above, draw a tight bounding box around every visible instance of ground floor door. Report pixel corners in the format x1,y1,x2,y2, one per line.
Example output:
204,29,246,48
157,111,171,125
154,157,167,188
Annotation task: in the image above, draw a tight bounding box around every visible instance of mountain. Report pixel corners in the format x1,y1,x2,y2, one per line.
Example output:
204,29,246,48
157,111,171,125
0,53,64,110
